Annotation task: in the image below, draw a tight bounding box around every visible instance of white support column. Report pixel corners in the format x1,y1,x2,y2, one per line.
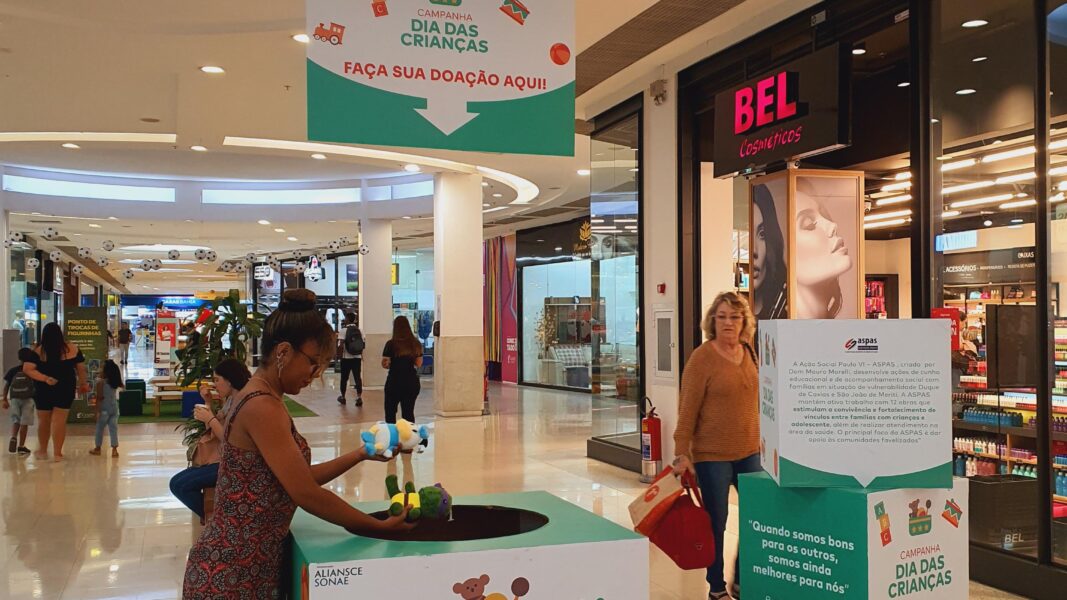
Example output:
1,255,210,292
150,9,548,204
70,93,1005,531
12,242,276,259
359,218,394,388
0,183,10,369
432,172,484,417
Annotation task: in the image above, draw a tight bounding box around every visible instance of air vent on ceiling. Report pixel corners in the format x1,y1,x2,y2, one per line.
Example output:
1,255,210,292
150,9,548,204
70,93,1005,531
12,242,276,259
28,219,63,224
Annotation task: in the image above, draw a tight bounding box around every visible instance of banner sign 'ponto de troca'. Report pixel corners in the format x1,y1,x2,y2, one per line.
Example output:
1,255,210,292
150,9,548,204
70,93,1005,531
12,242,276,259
307,0,575,156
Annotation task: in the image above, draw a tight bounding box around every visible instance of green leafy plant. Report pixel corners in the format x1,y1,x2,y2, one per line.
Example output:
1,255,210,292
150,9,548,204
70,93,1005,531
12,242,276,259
176,289,266,388
175,418,206,462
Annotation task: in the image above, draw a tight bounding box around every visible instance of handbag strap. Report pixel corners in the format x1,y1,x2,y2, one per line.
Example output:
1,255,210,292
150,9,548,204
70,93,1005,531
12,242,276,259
681,471,705,508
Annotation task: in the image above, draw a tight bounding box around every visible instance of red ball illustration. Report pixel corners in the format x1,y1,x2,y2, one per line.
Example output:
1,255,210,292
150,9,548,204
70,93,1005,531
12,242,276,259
550,43,571,66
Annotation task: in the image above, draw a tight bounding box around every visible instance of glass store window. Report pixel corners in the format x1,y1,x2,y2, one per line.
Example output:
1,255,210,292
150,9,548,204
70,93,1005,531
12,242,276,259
391,249,435,349
589,110,643,450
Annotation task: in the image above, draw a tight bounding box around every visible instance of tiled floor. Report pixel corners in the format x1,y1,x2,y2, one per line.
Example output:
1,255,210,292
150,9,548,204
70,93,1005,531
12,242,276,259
0,347,1022,599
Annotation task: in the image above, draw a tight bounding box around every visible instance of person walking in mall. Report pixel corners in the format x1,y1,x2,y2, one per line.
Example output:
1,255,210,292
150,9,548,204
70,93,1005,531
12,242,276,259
337,312,365,407
3,348,38,455
117,322,132,365
183,289,413,599
169,357,251,518
381,315,423,424
672,291,759,600
23,322,89,462
89,360,123,457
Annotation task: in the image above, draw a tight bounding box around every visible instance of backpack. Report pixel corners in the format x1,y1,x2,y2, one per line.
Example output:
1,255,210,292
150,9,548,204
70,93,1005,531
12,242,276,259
344,325,366,356
8,370,35,400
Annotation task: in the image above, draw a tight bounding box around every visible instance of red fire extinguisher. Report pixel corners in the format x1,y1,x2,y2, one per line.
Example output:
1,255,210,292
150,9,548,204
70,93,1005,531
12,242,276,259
640,397,662,483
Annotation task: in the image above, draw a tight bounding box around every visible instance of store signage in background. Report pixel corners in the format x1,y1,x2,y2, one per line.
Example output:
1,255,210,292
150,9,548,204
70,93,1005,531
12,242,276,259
941,246,1035,285
120,295,209,309
391,262,400,286
935,230,977,252
759,319,952,489
65,307,107,423
930,307,961,351
306,0,575,156
712,44,850,177
254,265,274,281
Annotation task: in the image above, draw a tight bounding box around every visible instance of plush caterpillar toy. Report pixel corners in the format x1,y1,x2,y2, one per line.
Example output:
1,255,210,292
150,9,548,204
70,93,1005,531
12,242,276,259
386,474,451,521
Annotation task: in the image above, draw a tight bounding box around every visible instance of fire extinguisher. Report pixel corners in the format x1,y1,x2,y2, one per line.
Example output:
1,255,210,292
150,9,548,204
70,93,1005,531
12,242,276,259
640,397,662,483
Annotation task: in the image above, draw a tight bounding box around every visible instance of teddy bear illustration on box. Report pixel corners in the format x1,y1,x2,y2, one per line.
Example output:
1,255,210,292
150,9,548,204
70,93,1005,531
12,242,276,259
452,574,530,600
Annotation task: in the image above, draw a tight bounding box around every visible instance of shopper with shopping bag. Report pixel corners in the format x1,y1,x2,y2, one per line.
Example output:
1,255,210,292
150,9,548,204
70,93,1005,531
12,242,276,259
628,466,684,536
672,292,759,600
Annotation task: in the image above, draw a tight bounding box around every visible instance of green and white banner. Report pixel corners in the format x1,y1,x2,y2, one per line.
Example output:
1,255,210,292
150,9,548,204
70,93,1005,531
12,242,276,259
306,0,575,156
65,307,108,423
758,319,952,489
740,473,968,600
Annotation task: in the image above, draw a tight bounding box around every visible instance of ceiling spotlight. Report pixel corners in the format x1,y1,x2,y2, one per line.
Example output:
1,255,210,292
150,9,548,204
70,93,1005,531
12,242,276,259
483,203,491,207
555,247,563,252
1011,218,1024,224
403,164,421,173
898,81,910,88
88,223,101,228
199,66,225,74
274,228,285,233
61,143,80,149
577,169,591,176
481,181,490,187
311,153,327,160
851,43,867,56
492,193,503,198
292,33,310,43
190,145,207,152
943,210,962,218
962,19,989,28
402,216,412,220
956,88,977,96
287,236,298,241
983,220,993,227
258,219,271,225
972,56,988,63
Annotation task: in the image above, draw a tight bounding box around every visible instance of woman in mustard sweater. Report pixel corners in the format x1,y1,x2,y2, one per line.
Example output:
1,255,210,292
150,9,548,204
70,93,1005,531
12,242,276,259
673,291,759,600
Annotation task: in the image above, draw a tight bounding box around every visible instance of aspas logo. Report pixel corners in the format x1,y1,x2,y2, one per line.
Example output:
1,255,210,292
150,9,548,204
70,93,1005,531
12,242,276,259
845,337,879,352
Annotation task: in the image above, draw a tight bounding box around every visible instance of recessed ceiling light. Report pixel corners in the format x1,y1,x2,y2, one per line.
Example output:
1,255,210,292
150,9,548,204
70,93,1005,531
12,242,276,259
258,219,271,225
983,219,993,226
492,193,503,198
898,81,910,88
577,169,591,176
61,143,80,149
851,43,867,56
274,228,285,233
972,56,988,63
287,236,298,241
200,66,225,74
1011,218,1024,224
962,19,989,28
88,223,101,228
402,216,412,220
555,247,563,252
292,33,310,43
481,182,489,187
108,216,118,220
483,203,491,207
403,164,421,173
191,145,207,152
956,88,977,96
311,153,326,160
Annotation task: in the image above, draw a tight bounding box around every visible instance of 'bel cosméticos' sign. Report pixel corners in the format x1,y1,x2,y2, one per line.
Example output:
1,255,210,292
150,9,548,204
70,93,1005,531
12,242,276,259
712,44,851,177
306,0,575,156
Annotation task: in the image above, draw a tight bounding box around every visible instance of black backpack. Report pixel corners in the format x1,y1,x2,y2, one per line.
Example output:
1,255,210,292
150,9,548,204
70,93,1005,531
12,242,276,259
9,370,35,400
344,325,366,356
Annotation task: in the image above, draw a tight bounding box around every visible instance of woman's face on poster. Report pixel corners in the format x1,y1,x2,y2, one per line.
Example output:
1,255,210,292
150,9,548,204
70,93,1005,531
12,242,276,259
794,189,852,285
752,202,766,289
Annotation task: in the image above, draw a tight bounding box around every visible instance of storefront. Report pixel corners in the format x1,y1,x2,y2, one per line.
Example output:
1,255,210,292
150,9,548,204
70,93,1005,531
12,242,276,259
673,0,1067,595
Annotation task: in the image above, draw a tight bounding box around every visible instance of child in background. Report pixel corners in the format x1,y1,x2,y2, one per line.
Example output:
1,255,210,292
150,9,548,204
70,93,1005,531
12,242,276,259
3,348,37,455
89,360,123,457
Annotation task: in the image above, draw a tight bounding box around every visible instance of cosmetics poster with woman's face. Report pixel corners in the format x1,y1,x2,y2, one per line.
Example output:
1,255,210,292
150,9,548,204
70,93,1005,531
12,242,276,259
791,174,861,319
750,176,789,320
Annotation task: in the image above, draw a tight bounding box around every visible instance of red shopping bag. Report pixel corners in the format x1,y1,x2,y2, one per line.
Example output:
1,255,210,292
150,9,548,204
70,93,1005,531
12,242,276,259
629,467,685,536
649,471,716,570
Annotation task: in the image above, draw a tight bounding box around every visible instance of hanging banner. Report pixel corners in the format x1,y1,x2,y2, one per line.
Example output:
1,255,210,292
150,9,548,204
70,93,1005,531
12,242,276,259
65,307,108,423
501,234,518,383
306,0,575,156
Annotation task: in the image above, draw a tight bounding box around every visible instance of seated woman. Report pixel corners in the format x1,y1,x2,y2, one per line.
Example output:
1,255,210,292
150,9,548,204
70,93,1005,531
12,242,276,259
169,358,251,517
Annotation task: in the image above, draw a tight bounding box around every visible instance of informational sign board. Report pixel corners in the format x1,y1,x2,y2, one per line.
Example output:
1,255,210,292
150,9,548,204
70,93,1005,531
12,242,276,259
758,319,952,489
156,309,178,366
390,262,400,286
306,0,575,156
740,472,969,600
714,44,850,177
65,307,107,423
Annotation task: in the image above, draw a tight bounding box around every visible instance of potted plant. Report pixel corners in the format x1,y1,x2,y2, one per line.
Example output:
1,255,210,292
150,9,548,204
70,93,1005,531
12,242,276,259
174,289,266,460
